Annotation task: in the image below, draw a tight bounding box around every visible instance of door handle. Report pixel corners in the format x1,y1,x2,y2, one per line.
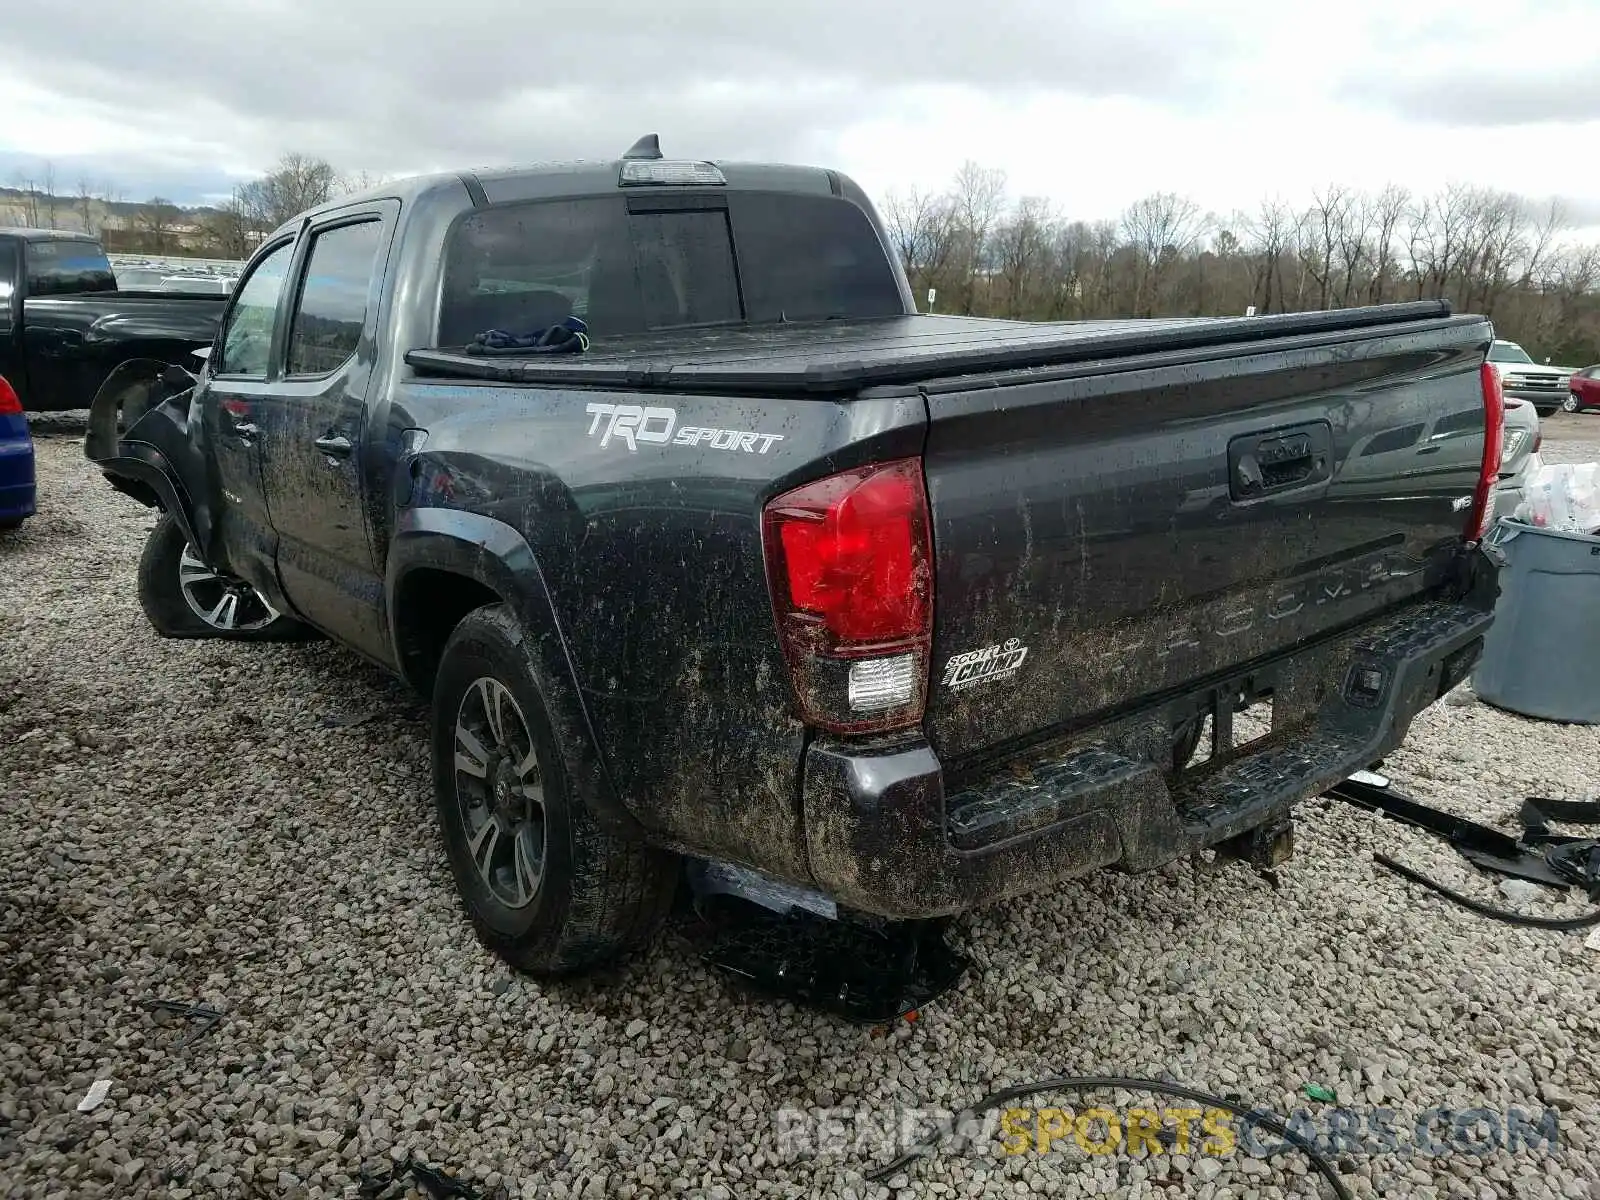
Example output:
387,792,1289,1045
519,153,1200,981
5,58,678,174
232,422,259,437
314,433,353,458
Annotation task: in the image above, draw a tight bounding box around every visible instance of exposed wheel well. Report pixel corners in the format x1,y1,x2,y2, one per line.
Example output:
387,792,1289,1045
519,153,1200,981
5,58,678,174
393,568,503,693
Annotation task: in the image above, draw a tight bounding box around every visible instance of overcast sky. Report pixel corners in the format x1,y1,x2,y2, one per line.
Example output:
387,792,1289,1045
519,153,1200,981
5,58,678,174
2,0,1598,229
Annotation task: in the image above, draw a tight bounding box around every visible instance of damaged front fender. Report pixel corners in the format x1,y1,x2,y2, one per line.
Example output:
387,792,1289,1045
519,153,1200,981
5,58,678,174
84,358,210,554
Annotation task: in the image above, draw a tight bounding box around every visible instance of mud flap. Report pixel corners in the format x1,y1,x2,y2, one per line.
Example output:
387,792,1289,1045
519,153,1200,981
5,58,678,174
84,359,209,553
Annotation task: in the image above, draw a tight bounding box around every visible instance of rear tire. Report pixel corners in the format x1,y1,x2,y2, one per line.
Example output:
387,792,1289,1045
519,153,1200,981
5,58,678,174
431,603,678,977
136,512,313,641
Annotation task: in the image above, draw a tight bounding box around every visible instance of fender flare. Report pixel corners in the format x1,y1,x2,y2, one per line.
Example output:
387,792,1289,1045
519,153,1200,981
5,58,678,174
83,357,205,550
96,446,202,550
386,508,647,841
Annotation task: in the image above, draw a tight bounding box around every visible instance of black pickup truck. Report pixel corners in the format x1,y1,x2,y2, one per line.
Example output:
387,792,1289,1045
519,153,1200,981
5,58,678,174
1,228,225,412
85,140,1505,977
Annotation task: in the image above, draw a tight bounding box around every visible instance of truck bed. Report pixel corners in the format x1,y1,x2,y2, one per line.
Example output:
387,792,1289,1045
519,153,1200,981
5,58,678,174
405,301,1462,394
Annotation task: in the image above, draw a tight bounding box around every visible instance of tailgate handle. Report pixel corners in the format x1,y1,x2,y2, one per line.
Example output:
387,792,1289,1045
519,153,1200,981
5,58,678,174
1229,422,1332,501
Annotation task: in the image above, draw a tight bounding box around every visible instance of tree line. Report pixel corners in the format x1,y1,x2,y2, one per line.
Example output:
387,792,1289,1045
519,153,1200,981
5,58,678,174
881,163,1600,365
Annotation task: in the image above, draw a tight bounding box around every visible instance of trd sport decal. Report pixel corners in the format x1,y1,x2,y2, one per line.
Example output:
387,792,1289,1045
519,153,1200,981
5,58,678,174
585,403,784,454
941,639,1030,692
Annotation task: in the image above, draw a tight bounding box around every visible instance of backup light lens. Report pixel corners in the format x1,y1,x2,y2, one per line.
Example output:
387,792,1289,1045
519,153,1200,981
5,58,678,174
619,160,727,187
847,654,918,714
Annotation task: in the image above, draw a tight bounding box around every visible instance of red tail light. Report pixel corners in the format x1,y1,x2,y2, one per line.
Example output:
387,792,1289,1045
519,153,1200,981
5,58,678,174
763,458,933,733
0,376,21,416
1468,360,1505,541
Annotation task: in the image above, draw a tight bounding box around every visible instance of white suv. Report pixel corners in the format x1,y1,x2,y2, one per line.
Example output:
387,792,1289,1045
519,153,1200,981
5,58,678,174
1489,339,1572,416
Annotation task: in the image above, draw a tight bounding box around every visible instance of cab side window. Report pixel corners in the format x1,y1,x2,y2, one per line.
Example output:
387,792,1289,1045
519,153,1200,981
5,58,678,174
217,241,294,377
285,219,384,376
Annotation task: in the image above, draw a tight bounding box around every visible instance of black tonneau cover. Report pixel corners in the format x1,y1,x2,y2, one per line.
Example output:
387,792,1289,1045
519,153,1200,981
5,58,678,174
405,301,1458,395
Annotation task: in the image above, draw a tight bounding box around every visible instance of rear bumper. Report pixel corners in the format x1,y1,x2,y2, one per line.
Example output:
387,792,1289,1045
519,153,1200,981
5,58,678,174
0,435,37,523
801,581,1496,919
1504,386,1565,412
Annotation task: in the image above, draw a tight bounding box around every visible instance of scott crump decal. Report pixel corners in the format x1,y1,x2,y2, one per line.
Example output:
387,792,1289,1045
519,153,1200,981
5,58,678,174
942,639,1030,692
585,402,784,454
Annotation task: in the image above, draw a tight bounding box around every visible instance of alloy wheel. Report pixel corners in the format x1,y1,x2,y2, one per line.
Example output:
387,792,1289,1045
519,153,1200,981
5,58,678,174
453,677,548,909
178,545,282,632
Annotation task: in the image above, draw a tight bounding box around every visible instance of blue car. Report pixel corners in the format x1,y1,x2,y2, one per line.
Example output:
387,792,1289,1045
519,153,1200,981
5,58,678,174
0,374,36,530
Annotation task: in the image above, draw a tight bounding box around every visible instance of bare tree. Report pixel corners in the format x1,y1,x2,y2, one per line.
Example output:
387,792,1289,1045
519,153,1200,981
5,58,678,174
1299,185,1356,309
250,152,341,227
993,196,1055,318
948,162,1008,314
11,171,42,227
76,178,100,235
41,161,58,228
1408,184,1481,301
1365,185,1410,304
136,198,181,254
1242,198,1294,313
1516,198,1567,294
880,186,961,304
1121,192,1205,316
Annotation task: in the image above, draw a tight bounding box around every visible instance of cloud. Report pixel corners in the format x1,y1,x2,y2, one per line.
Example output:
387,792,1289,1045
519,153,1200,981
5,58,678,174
1342,67,1600,128
0,0,1597,227
0,0,1231,182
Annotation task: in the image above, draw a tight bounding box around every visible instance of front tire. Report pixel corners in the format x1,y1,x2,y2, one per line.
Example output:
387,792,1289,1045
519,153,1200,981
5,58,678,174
136,512,311,641
431,604,678,977
1563,395,1580,413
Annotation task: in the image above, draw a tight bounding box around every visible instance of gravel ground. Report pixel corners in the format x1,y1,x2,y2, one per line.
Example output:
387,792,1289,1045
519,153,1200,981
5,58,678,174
3,422,1600,1200
1531,412,1600,467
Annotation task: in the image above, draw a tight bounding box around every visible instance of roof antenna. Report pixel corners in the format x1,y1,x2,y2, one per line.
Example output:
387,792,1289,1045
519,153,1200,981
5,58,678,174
622,134,663,161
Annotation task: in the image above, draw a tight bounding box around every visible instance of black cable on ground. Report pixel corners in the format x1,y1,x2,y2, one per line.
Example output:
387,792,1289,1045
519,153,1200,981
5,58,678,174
866,1074,1355,1199
1374,853,1600,930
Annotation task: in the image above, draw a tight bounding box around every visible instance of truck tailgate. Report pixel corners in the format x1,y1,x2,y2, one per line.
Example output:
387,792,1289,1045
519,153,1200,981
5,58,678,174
921,314,1493,765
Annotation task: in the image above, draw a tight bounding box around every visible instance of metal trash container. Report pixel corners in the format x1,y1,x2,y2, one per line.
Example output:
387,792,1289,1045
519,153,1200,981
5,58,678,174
1472,519,1600,724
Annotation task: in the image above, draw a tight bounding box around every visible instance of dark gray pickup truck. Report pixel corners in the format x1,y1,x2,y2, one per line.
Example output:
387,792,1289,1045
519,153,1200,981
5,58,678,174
86,139,1505,977
1,228,225,412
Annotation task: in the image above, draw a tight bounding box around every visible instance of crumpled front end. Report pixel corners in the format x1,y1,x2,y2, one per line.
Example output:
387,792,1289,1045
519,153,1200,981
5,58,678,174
83,358,209,553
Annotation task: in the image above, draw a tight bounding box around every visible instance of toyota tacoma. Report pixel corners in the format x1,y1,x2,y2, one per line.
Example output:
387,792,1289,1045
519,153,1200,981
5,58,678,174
85,138,1504,976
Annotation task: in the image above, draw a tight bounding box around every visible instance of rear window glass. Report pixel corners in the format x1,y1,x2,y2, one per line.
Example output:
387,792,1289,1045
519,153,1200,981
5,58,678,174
437,192,900,346
26,240,116,296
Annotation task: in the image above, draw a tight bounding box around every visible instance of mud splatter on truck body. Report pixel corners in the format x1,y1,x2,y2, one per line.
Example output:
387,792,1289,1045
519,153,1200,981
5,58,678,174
84,150,1502,960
